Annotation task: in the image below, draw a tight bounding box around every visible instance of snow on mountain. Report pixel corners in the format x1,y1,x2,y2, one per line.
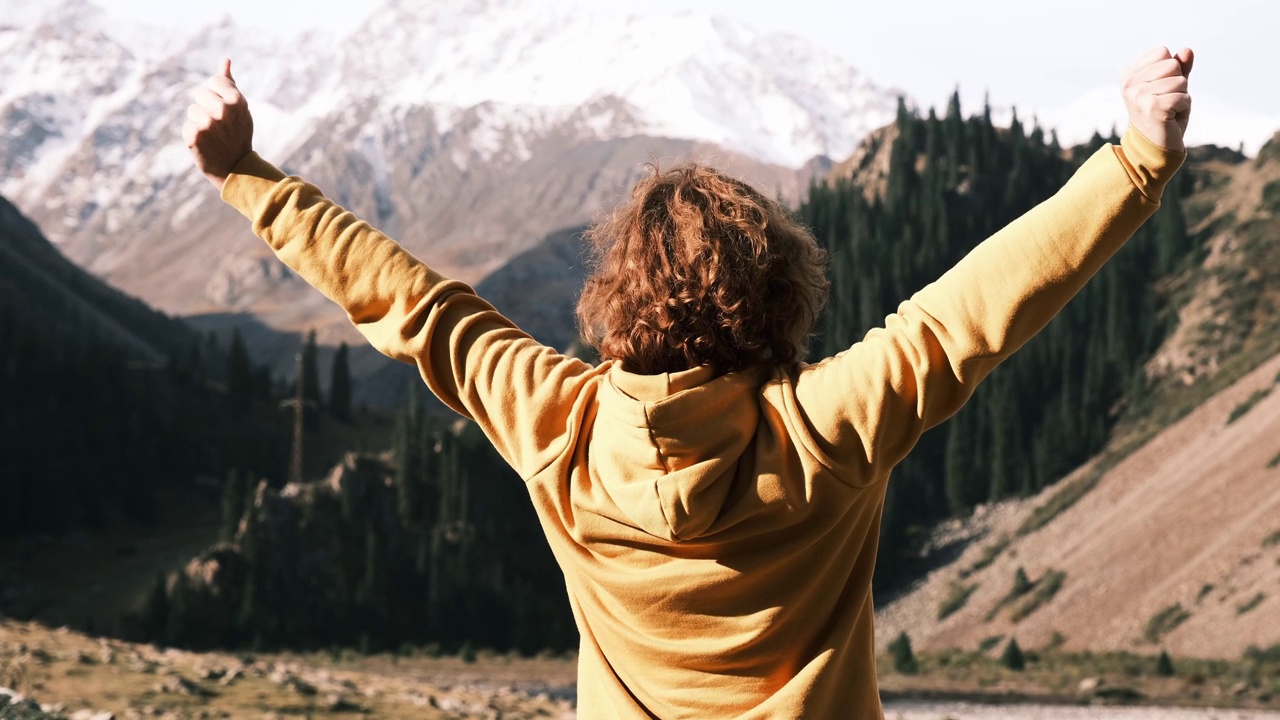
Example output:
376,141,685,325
2,0,897,199
336,0,896,167
0,0,896,394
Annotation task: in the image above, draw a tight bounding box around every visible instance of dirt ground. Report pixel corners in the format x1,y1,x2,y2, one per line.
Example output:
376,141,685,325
0,619,575,719
6,616,1280,719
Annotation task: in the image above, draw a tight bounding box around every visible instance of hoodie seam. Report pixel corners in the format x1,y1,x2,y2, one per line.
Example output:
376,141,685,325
644,402,683,540
768,372,875,489
642,402,672,473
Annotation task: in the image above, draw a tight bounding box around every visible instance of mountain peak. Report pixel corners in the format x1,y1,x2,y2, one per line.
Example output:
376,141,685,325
0,0,899,353
336,1,900,166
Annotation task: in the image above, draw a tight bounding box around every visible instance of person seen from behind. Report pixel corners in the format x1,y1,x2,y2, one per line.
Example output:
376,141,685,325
184,45,1193,718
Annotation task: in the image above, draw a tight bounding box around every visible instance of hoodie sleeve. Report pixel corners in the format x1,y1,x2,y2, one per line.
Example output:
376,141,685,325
220,153,597,479
792,126,1184,485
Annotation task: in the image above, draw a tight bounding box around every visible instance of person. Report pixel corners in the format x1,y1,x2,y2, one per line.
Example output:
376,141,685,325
184,46,1193,718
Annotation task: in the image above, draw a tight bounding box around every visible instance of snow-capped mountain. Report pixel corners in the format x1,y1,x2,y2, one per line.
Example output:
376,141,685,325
334,0,893,167
0,0,901,351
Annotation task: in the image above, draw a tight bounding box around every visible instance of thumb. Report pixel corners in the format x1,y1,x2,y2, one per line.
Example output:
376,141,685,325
1175,47,1194,79
220,58,235,83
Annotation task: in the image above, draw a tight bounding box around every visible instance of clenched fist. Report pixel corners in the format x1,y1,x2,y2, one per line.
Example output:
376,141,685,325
183,59,254,191
1121,46,1193,153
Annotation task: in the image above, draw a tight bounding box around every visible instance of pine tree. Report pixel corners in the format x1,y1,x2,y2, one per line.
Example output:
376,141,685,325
300,329,322,427
221,469,246,542
944,88,965,187
944,411,975,515
1156,650,1175,676
394,381,426,528
889,631,918,674
142,572,170,640
227,329,253,414
1001,638,1026,671
329,342,353,422
165,574,190,647
187,339,204,385
986,377,1019,500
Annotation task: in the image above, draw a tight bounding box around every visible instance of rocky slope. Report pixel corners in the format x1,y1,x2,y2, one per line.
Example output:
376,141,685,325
874,350,1280,658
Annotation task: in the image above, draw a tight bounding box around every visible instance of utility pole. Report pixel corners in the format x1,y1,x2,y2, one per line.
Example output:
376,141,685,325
279,353,315,486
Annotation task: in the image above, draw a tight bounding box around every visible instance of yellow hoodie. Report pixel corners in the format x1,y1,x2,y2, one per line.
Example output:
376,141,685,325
222,126,1182,718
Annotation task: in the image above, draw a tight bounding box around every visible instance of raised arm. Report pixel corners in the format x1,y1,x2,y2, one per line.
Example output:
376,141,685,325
793,47,1193,484
184,60,598,479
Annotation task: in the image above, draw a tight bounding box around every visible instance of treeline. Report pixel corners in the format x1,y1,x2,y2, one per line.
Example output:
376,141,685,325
0,193,298,536
797,94,1194,585
138,382,576,655
0,303,289,535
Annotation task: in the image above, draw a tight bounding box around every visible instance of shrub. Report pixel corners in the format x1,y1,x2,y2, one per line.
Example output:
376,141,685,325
1196,583,1215,603
986,567,1042,621
1263,531,1280,548
459,640,476,663
1010,569,1066,622
1244,644,1280,663
938,582,978,620
1017,470,1104,536
1227,388,1272,424
978,635,1005,653
1143,604,1191,643
1001,638,1026,671
1011,567,1032,597
1237,593,1265,615
965,536,1010,575
1157,650,1175,676
1262,179,1280,211
889,631,919,675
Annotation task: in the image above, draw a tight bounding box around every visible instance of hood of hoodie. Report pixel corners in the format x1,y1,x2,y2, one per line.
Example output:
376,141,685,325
591,363,769,542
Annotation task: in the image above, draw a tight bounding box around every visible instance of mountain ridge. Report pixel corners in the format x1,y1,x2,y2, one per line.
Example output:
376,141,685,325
0,0,887,396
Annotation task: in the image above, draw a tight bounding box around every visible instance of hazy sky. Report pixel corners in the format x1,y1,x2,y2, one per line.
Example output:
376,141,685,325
84,0,1280,151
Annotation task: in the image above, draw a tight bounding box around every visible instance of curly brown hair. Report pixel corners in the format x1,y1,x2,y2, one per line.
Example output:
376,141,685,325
576,163,829,375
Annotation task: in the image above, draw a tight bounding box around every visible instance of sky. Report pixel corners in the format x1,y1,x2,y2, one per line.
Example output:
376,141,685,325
77,0,1280,153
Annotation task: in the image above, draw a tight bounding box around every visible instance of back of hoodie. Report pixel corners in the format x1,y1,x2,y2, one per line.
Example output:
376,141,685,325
222,127,1181,719
533,363,887,717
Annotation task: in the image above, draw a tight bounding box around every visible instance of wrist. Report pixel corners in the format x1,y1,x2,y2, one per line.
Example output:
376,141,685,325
1116,125,1186,202
1127,121,1183,154
205,171,228,191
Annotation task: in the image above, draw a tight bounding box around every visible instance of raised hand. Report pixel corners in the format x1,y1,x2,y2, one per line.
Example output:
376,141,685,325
183,59,254,191
1121,46,1193,153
